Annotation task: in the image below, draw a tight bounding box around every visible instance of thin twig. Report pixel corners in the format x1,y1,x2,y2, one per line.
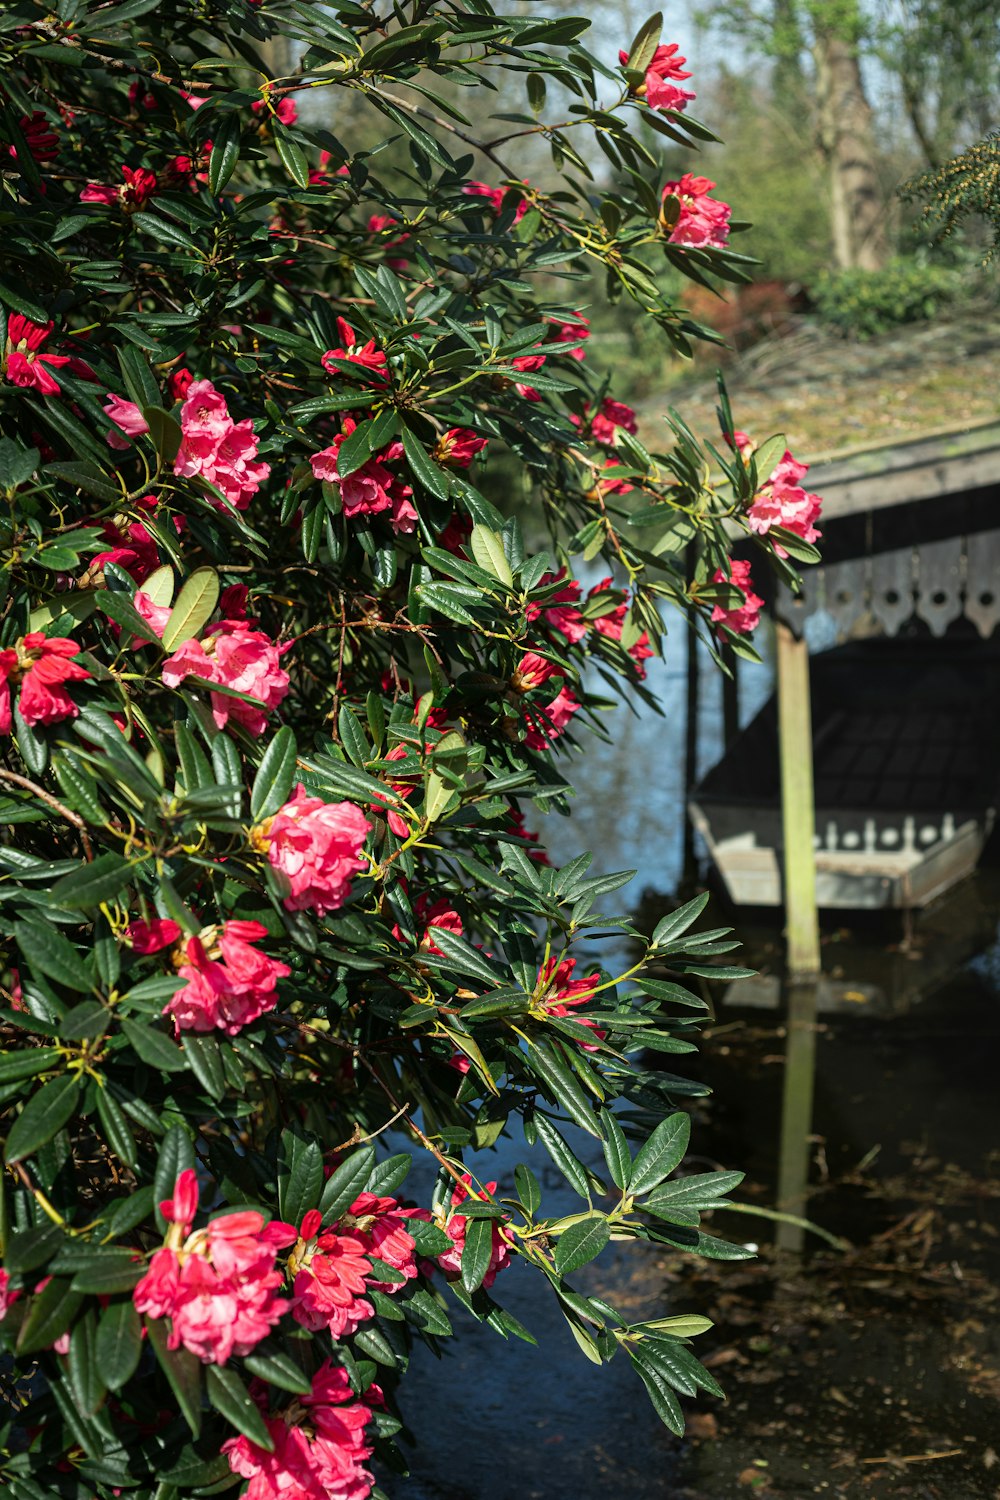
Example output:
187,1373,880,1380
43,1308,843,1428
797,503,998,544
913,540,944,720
0,769,94,861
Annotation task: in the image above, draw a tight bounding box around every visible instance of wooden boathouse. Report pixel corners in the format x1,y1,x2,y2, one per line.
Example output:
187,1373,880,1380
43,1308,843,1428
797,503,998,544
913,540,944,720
689,417,1000,978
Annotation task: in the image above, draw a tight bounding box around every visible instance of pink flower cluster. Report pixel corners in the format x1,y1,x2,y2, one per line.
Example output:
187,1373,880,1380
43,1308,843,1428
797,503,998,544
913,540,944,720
161,621,291,735
547,315,590,361
289,1194,421,1336
535,955,605,1046
174,379,270,511
711,557,763,636
571,397,638,448
391,893,463,956
80,164,157,212
125,917,290,1035
463,180,529,220
588,576,654,677
10,112,59,165
251,95,298,128
736,433,823,556
133,1170,295,1364
0,634,90,733
311,418,416,532
321,318,389,385
436,1176,512,1289
223,1361,375,1500
4,315,70,395
256,785,371,916
433,428,488,467
662,174,731,249
620,41,696,114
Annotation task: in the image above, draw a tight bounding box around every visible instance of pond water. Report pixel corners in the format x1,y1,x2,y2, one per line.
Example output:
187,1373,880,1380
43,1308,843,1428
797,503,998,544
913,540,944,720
392,624,1000,1500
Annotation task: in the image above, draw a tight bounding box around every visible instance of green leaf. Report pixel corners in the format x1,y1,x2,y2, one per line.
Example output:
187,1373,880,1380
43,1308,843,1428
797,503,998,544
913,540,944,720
626,12,663,74
651,892,710,950
514,1162,541,1216
601,1111,632,1190
5,1074,82,1163
534,1114,591,1200
366,1152,411,1197
459,1214,494,1292
319,1144,375,1221
251,725,298,820
208,112,242,194
273,125,310,189
131,211,199,251
146,1314,202,1438
95,1088,138,1170
161,567,220,652
469,526,514,588
3,1222,66,1274
50,853,131,909
0,1047,61,1085
527,1041,601,1137
646,1169,744,1210
630,1348,685,1435
16,1276,83,1355
555,1212,610,1276
15,917,92,993
66,1307,106,1417
206,1364,275,1449
338,705,371,768
277,1129,324,1225
45,460,119,504
184,1034,226,1100
121,1019,186,1074
143,405,183,463
629,1112,691,1197
243,1345,312,1395
401,428,451,500
154,1125,196,1232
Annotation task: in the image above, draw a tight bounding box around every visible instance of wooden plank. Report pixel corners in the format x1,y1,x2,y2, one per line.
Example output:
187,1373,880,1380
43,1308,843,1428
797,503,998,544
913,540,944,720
811,423,1000,523
775,979,819,1253
776,623,821,978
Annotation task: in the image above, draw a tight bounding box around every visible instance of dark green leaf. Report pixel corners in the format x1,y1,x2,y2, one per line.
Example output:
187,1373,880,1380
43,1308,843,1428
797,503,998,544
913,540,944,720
5,1074,82,1163
555,1212,610,1276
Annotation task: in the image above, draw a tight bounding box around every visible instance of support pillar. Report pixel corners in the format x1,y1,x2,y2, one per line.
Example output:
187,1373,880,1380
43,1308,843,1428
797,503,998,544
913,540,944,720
775,979,819,1252
721,643,739,750
682,618,700,881
776,622,820,978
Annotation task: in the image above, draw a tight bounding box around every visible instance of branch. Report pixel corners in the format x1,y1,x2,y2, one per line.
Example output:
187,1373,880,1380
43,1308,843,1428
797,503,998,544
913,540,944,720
0,769,94,861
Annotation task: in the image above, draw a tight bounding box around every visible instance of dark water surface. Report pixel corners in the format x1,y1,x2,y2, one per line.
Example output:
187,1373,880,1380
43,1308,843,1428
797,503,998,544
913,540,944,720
392,628,1000,1500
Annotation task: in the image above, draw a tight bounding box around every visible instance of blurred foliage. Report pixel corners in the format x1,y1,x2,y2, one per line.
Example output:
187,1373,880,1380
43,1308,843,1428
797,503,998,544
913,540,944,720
811,257,961,340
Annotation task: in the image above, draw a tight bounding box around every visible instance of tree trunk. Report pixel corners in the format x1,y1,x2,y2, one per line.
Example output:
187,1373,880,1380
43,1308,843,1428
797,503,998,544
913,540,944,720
813,25,888,270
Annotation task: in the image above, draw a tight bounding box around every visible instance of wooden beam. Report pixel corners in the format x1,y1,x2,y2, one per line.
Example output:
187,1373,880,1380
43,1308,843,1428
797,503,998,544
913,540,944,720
776,623,820,978
682,617,700,880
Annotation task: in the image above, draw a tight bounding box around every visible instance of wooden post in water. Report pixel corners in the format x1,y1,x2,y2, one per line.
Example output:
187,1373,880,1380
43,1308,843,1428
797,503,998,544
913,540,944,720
775,980,819,1252
776,622,820,978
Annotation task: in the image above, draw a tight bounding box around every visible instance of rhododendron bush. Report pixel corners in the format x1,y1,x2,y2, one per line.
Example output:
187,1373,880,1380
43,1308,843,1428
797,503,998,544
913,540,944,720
0,1,822,1495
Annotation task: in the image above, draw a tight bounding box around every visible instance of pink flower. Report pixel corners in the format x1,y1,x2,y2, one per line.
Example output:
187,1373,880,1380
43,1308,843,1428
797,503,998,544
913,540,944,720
3,316,70,395
94,515,162,584
463,180,529,221
0,1269,20,1320
164,920,291,1036
510,352,545,401
104,392,150,449
125,917,181,954
547,315,589,360
620,42,696,113
391,894,463,956
288,1216,373,1336
251,96,298,127
367,213,410,268
745,446,823,557
338,1192,420,1291
169,366,193,401
222,1361,374,1500
661,174,731,249
711,558,763,636
535,955,604,1046
525,569,587,643
311,419,414,532
436,1176,511,1289
134,1187,295,1365
370,743,417,839
257,785,371,916
10,112,59,164
133,589,172,640
434,428,488,467
0,633,90,733
587,577,653,677
525,684,580,750
590,397,638,447
128,81,157,112
173,380,270,511
161,621,290,735
80,164,157,212
321,318,389,384
513,652,563,691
